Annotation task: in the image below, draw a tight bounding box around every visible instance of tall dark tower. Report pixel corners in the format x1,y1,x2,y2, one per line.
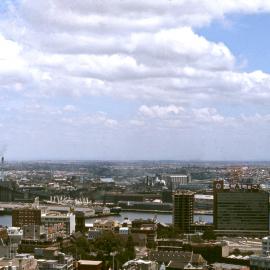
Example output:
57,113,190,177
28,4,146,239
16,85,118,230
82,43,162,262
173,190,195,233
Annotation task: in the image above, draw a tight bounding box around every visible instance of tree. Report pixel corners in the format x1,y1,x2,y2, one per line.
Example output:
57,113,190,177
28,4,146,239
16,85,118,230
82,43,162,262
125,235,135,260
157,225,179,239
202,228,216,240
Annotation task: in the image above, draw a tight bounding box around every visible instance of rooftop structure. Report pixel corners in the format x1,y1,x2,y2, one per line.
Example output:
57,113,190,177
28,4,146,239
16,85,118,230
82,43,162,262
77,260,103,270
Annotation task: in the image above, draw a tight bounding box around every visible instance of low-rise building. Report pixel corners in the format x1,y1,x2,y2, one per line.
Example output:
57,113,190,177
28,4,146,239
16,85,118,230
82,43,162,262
157,239,183,251
123,259,158,270
148,250,207,270
88,230,102,240
36,248,73,270
41,211,75,235
131,222,157,247
23,224,46,240
262,236,270,256
212,263,249,270
77,260,102,270
0,227,22,259
119,227,129,235
0,254,37,270
250,236,270,270
93,220,119,232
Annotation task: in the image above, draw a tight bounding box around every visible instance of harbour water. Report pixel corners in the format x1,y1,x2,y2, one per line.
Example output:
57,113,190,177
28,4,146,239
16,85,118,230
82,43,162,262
0,212,213,227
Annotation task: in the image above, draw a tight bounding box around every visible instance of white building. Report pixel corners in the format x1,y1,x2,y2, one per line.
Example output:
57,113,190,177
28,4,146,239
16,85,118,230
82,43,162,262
102,207,110,215
41,212,75,235
163,174,191,191
250,236,270,270
262,236,270,256
119,227,129,235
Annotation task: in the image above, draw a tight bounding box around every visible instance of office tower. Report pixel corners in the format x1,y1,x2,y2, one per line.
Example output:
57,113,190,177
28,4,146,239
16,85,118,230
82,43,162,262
173,190,195,233
213,180,269,236
12,208,41,227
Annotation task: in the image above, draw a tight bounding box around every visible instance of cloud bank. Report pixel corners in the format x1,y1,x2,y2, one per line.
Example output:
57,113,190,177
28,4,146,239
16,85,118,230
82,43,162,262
0,0,270,160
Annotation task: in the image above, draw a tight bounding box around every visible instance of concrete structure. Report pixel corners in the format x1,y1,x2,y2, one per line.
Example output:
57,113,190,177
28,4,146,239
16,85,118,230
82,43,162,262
41,211,75,235
0,254,37,270
12,208,41,227
0,227,23,259
77,260,102,270
7,227,23,244
22,224,46,240
132,224,157,247
213,180,269,236
250,255,270,270
119,227,129,235
250,236,270,270
262,236,270,256
36,248,73,270
173,191,195,233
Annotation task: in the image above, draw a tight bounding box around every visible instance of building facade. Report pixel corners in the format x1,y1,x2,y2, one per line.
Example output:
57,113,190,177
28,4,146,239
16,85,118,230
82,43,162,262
213,180,269,236
41,212,75,235
163,175,191,191
173,191,195,233
262,236,270,256
12,208,41,227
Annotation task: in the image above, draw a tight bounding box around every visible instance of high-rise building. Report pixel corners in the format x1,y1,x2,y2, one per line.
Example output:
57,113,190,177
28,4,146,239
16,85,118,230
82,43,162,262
173,190,194,233
12,208,41,227
213,180,269,236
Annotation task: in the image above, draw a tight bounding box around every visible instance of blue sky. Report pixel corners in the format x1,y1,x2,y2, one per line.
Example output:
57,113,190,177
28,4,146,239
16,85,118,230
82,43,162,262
199,13,270,73
1,1,270,160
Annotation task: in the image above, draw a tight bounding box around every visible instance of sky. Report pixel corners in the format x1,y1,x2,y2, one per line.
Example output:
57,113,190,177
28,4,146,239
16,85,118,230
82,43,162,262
1,0,270,160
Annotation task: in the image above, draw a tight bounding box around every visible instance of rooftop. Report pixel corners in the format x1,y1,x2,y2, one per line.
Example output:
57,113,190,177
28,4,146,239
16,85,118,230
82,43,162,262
78,260,102,265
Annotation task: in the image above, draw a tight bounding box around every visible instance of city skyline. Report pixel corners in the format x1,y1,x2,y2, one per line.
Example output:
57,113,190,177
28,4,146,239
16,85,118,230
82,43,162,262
1,1,270,160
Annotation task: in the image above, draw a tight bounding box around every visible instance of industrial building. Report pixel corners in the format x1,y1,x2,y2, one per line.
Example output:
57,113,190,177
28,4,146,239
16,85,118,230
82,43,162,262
163,175,191,191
